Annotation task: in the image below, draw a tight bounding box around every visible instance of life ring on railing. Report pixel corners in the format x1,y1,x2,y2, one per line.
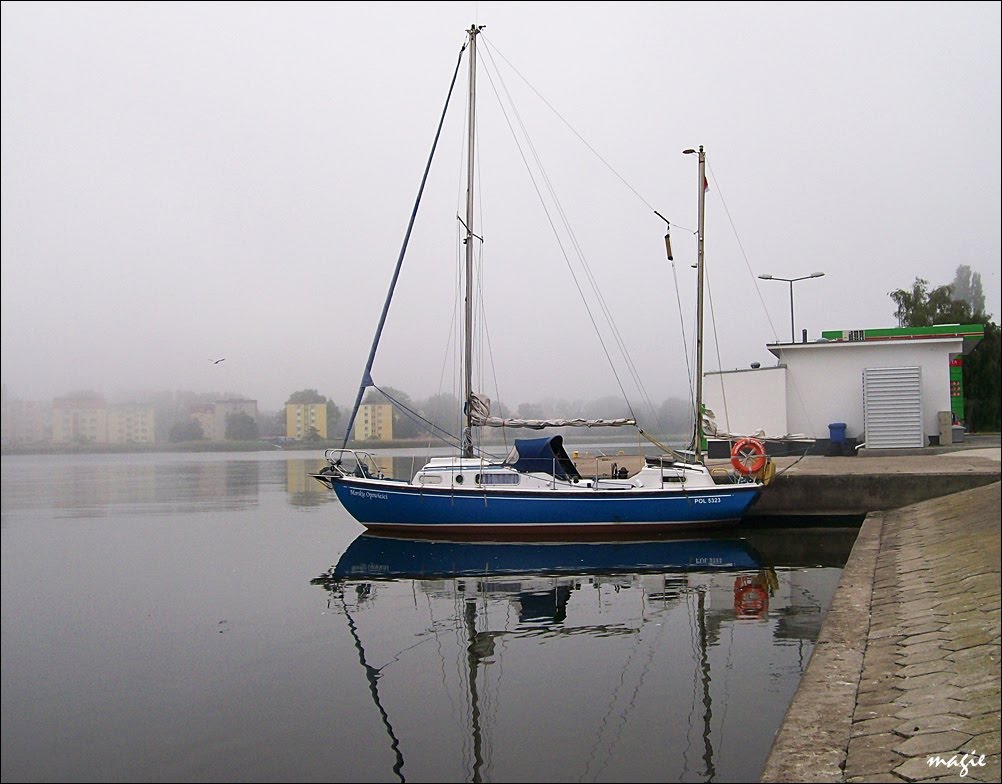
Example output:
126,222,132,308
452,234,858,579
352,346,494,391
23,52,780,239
731,437,767,475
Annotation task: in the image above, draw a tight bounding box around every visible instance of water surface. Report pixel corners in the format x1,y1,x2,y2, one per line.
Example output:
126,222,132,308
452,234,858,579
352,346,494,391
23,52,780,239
1,451,854,782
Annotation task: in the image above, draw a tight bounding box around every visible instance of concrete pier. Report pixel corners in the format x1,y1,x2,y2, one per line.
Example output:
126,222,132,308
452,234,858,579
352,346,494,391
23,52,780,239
759,445,1001,783
747,447,1001,518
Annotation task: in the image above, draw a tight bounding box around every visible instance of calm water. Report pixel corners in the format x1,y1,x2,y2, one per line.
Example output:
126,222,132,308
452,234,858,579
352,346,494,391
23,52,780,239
1,451,855,782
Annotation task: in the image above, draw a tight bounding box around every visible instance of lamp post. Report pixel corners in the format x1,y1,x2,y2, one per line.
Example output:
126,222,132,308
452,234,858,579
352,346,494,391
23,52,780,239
758,272,825,343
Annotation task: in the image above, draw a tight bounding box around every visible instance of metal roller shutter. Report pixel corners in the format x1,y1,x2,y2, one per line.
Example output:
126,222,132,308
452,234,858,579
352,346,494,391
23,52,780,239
863,366,924,448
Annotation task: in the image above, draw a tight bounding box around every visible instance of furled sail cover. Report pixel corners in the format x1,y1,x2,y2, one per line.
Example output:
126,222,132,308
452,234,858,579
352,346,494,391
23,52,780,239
469,393,635,429
508,436,581,481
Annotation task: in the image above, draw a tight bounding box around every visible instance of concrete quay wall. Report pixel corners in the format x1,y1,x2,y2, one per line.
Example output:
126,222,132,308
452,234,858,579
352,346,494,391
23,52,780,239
759,451,1000,783
746,450,1001,517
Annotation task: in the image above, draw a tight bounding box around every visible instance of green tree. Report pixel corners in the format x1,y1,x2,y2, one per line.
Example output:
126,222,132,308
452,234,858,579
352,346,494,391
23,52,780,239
169,418,205,442
362,387,420,438
951,265,986,315
421,393,461,434
326,400,341,434
224,411,259,440
286,389,326,404
889,267,999,432
285,390,341,440
890,278,974,327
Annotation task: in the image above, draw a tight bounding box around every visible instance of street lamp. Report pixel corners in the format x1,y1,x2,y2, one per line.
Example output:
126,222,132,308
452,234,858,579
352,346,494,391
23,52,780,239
758,272,825,343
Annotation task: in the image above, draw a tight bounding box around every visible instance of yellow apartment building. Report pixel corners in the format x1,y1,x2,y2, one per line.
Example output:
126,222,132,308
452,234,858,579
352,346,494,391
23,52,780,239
107,405,156,444
51,395,109,444
286,402,328,440
354,403,393,441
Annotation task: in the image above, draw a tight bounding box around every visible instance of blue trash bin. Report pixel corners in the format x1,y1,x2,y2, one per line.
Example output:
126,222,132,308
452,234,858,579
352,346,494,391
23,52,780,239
829,422,847,445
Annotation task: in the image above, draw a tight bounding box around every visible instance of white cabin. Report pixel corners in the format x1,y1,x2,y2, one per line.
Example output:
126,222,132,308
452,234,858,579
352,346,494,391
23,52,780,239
703,325,984,451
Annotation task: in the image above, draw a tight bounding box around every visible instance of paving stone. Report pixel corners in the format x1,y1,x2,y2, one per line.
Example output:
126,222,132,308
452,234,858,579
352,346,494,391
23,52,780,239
942,619,998,638
900,622,948,637
898,659,951,678
845,754,908,780
899,751,997,782
892,714,968,737
857,686,904,706
946,644,1001,664
855,702,905,722
893,683,966,706
959,712,1002,737
863,650,902,668
858,676,899,695
955,695,1002,719
901,631,951,649
896,698,968,720
967,729,1001,755
893,729,974,756
967,753,1002,782
949,671,1002,690
943,633,997,651
851,715,902,737
896,671,957,691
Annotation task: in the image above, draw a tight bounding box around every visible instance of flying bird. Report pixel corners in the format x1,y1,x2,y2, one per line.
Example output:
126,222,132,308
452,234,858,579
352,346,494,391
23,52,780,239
210,358,226,364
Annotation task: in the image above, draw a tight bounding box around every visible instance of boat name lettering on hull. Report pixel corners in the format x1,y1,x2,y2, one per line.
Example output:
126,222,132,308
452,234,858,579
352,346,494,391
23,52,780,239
693,496,723,504
347,488,389,501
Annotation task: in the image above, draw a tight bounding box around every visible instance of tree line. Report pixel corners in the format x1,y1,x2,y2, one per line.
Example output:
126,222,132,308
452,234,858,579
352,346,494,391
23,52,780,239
890,264,999,432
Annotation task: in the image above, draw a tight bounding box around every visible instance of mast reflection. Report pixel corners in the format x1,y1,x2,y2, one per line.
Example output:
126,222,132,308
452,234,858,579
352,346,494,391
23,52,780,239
313,533,798,783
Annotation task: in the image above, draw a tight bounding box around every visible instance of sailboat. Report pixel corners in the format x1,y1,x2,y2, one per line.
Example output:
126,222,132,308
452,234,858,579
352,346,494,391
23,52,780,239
312,25,771,535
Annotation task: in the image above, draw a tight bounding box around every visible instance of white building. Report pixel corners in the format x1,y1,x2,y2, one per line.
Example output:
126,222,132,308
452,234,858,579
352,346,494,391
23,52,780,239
704,325,983,452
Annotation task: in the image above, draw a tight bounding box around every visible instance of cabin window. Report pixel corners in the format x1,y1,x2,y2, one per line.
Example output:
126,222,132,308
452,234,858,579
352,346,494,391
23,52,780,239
454,474,464,484
478,473,520,485
418,475,443,485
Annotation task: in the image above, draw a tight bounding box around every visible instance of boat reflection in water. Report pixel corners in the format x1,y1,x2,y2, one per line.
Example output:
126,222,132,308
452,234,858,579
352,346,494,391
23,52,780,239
312,532,831,783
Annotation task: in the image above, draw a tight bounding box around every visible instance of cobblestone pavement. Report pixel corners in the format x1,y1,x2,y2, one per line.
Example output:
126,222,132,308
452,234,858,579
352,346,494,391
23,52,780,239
761,480,1001,782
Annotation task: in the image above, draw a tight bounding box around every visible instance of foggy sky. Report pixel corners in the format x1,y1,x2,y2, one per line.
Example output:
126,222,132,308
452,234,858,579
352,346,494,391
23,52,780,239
2,1,1000,413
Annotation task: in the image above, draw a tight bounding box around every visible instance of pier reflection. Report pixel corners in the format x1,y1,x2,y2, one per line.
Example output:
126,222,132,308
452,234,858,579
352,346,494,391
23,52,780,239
312,532,846,782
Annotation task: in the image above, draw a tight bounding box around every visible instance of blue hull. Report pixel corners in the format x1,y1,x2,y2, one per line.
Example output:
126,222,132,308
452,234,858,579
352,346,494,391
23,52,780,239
331,478,761,534
327,534,763,580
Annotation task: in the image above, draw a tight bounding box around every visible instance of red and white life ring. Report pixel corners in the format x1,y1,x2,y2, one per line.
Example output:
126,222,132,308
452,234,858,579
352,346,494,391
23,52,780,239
730,437,767,475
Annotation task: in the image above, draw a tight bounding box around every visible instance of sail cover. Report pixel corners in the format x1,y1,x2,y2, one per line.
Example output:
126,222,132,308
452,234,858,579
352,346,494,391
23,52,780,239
469,394,635,429
508,436,581,481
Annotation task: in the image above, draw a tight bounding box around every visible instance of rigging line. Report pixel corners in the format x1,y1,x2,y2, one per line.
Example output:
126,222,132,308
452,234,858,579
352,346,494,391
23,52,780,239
483,34,695,235
704,264,735,436
483,51,683,447
580,603,648,782
593,602,671,781
669,255,697,435
472,137,510,456
373,385,463,450
681,587,701,778
342,38,468,450
340,592,406,783
479,44,646,425
474,247,513,457
715,612,737,761
468,55,672,432
705,164,821,440
426,589,466,751
705,161,780,344
424,211,462,460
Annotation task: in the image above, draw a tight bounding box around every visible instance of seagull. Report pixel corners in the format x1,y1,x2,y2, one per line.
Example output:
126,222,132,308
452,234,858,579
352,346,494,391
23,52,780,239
210,358,226,364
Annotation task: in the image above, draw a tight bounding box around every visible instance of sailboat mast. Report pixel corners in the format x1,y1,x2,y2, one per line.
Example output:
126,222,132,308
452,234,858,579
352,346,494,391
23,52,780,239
462,24,483,458
693,145,706,462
